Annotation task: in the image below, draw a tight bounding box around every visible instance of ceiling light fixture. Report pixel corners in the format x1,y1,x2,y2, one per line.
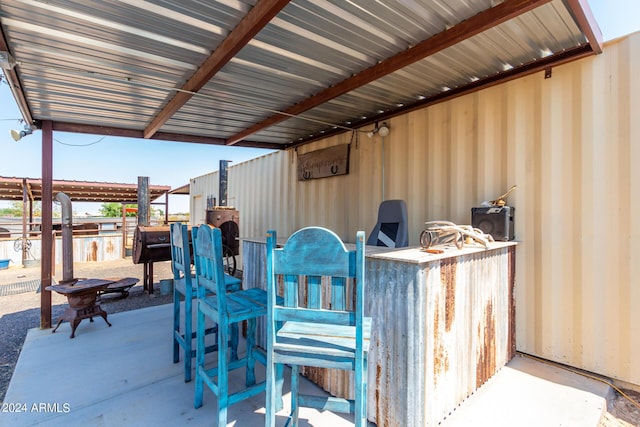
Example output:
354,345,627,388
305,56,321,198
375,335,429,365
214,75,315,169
10,126,33,142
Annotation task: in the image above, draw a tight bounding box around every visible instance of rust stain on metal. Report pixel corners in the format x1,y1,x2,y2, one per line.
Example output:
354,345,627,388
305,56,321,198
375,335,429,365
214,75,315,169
476,300,496,388
434,342,449,384
106,240,114,254
507,246,516,359
433,259,455,385
375,364,387,426
302,366,320,386
88,241,98,261
440,258,456,332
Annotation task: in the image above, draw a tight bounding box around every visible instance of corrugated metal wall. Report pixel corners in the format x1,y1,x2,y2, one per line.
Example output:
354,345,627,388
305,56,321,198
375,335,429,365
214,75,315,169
190,33,640,387
0,235,123,266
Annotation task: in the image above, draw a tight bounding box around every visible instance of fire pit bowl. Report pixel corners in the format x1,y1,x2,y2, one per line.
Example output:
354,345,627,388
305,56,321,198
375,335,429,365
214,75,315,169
46,279,114,338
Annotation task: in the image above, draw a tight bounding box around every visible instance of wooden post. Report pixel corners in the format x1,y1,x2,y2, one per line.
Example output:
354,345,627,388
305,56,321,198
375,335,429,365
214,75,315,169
21,178,27,265
40,120,53,329
137,176,150,226
219,160,229,206
121,202,126,258
164,192,169,224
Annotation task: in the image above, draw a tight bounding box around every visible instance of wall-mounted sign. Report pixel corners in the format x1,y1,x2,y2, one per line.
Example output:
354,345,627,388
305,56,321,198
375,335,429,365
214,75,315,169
297,144,350,181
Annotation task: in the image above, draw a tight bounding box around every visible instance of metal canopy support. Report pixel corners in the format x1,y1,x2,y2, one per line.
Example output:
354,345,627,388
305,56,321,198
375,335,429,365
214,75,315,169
21,178,27,264
137,176,150,226
143,0,291,139
40,120,53,329
219,160,229,207
225,0,552,145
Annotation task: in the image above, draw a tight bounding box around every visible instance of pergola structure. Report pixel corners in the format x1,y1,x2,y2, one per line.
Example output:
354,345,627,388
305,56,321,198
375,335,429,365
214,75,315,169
0,0,602,327
0,176,170,203
0,175,171,266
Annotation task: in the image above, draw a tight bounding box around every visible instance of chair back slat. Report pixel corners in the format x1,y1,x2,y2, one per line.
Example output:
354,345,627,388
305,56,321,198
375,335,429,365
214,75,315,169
307,276,322,309
170,222,190,281
191,225,227,306
331,277,346,311
284,274,298,307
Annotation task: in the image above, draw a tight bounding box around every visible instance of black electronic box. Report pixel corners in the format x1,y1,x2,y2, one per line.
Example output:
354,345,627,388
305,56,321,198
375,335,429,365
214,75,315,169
471,206,514,241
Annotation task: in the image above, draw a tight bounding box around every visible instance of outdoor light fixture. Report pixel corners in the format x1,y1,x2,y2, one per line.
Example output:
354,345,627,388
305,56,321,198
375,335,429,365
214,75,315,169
0,51,18,70
367,122,390,138
10,126,33,142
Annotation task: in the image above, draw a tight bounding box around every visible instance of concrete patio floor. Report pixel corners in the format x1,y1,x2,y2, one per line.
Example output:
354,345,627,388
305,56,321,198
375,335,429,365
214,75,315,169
1,303,365,427
1,300,615,427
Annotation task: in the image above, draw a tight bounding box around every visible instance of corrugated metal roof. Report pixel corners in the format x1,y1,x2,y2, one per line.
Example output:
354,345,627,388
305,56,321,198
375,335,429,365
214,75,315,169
0,0,602,149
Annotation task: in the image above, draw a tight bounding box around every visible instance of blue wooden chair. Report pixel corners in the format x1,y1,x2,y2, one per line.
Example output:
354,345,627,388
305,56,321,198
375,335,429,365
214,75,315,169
265,227,371,427
170,222,241,382
192,224,282,425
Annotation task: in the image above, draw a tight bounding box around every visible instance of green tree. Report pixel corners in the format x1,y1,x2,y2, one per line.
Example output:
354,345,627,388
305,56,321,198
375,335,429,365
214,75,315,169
0,201,42,217
99,203,137,217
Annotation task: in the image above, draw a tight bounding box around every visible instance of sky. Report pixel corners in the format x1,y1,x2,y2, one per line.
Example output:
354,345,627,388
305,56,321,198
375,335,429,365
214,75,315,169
0,0,638,215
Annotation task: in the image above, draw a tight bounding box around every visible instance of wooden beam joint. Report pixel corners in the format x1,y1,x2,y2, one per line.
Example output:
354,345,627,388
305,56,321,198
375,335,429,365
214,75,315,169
143,0,291,139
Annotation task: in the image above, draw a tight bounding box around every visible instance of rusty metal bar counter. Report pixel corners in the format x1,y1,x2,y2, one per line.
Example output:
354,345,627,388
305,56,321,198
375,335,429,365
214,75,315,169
241,237,516,426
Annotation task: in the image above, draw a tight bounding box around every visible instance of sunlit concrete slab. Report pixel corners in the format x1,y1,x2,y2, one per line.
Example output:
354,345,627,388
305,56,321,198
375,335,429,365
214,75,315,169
3,301,614,427
439,354,612,427
1,304,362,426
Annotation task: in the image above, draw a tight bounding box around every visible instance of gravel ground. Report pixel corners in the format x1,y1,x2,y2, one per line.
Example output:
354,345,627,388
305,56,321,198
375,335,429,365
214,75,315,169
1,259,639,425
0,258,175,403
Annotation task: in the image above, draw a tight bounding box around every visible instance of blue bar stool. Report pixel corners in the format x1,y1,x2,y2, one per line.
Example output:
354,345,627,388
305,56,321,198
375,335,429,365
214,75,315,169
192,224,281,425
170,222,241,382
265,227,371,427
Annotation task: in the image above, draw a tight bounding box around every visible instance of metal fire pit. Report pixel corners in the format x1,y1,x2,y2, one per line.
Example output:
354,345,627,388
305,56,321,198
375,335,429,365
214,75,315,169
46,279,113,338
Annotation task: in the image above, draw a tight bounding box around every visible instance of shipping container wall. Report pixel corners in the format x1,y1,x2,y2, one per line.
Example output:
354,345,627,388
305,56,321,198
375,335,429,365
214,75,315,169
190,33,640,386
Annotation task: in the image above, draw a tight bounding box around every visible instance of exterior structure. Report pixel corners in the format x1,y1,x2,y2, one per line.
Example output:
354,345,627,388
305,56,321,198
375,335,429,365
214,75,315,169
242,237,516,426
190,32,640,389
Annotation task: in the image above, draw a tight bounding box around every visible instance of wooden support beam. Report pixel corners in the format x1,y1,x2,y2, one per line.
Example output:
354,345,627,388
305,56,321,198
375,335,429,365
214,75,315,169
284,45,593,149
143,0,291,139
565,0,604,54
40,120,53,329
226,0,551,145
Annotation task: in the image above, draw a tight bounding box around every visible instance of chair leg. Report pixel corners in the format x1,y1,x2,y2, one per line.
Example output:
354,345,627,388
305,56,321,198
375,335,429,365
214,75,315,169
275,363,284,412
274,321,284,413
245,318,256,387
194,306,205,409
184,293,193,382
355,355,367,427
230,322,239,361
218,319,229,427
265,351,276,427
291,365,300,427
173,291,180,364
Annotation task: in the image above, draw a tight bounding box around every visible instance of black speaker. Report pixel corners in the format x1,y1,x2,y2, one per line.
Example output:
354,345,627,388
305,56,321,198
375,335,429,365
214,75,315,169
471,206,514,241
